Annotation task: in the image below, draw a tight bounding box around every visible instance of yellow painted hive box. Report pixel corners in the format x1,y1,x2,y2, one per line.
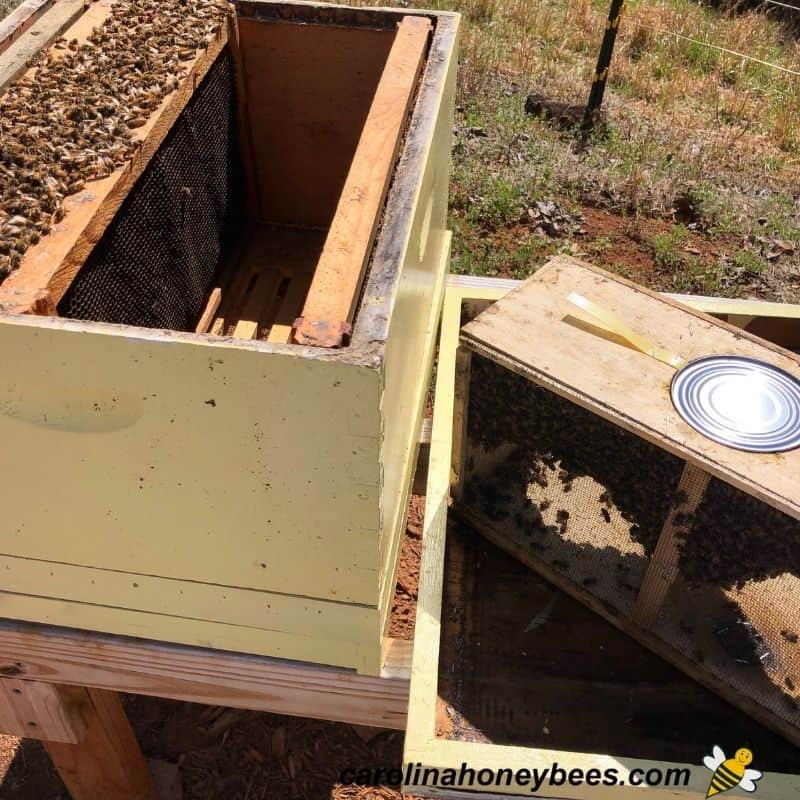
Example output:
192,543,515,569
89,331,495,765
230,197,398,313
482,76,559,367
405,275,800,800
0,0,460,674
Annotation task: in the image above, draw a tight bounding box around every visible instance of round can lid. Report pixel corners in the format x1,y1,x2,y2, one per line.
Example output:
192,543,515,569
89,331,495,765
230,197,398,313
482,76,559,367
671,355,800,453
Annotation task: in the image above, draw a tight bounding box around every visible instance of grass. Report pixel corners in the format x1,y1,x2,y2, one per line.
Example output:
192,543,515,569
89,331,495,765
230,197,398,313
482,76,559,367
355,0,800,297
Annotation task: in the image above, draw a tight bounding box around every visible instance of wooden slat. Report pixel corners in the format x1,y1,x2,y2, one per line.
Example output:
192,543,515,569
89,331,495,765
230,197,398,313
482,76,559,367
44,689,158,800
267,272,312,344
0,0,51,56
0,0,84,92
0,622,412,730
633,463,711,626
194,287,222,334
0,1,231,315
232,269,283,340
293,15,430,348
0,678,89,743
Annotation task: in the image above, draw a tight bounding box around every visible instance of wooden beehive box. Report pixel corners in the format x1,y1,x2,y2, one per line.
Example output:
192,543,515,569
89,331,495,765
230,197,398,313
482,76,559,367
404,277,800,799
0,0,459,674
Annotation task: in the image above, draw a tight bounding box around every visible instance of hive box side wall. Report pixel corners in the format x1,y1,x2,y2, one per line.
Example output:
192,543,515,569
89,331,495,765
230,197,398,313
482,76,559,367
371,14,459,633
0,315,382,604
236,16,395,228
403,286,800,799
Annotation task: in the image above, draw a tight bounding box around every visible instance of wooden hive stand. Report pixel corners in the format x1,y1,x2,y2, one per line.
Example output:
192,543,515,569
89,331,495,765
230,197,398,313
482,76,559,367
0,622,412,798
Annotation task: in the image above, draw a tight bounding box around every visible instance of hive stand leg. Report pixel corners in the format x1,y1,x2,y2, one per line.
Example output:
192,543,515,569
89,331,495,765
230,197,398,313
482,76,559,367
633,462,711,627
43,688,158,800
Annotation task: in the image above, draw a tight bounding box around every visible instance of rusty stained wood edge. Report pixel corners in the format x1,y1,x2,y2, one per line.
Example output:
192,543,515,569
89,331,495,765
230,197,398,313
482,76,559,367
0,623,412,730
0,3,232,315
0,0,53,56
293,15,431,348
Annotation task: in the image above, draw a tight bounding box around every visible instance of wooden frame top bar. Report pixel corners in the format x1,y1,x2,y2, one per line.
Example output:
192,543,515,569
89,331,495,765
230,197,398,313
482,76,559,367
292,15,431,348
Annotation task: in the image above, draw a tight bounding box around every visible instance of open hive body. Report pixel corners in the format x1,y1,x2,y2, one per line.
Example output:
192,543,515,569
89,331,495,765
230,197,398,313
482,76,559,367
404,276,800,800
0,0,459,674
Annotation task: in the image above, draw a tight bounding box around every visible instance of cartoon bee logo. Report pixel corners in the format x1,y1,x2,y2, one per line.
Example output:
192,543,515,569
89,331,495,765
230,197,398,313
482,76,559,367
703,746,762,797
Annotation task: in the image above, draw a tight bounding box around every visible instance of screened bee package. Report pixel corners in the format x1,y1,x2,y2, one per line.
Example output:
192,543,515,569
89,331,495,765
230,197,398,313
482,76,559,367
453,258,800,746
0,0,459,673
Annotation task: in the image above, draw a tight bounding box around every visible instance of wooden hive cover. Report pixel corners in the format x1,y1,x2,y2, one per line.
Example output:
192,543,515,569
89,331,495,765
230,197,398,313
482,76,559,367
457,255,800,746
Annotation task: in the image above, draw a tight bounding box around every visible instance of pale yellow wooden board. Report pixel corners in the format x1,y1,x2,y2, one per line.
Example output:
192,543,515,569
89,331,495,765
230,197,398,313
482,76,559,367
376,12,460,629
0,316,380,606
0,591,382,674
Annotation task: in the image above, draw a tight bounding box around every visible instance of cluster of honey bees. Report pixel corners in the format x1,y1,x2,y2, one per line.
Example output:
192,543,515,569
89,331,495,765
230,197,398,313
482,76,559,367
465,354,684,558
0,0,230,281
675,478,800,589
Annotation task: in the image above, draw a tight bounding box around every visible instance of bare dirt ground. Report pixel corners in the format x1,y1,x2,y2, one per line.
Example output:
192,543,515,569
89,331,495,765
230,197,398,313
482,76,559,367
0,500,425,800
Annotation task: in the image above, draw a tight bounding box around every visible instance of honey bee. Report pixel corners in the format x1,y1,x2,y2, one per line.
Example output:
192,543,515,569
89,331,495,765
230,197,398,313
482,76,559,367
703,747,761,797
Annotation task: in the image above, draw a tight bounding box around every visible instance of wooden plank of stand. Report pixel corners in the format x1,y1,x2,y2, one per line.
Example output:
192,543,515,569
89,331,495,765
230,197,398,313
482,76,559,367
44,688,158,800
0,678,89,743
0,0,231,315
0,622,412,730
293,16,431,348
632,462,711,627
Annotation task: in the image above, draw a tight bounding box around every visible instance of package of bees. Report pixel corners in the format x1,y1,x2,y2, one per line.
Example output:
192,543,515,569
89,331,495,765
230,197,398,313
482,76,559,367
0,0,459,673
454,257,800,746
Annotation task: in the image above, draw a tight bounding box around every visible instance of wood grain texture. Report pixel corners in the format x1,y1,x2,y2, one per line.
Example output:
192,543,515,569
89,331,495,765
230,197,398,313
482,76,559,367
0,678,89,743
446,273,800,352
0,622,411,729
460,257,800,521
633,463,711,626
44,689,158,800
236,17,395,228
0,2,230,314
293,15,431,348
